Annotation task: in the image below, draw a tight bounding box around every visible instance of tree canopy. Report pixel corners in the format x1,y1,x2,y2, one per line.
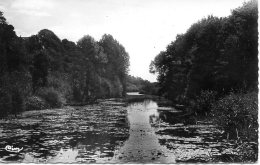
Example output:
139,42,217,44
150,0,258,102
0,12,130,116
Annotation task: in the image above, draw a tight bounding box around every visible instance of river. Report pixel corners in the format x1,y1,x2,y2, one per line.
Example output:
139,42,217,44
0,98,248,163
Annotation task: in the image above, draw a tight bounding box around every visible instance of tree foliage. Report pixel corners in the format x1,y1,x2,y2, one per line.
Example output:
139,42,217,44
0,11,130,116
126,75,158,95
150,0,258,102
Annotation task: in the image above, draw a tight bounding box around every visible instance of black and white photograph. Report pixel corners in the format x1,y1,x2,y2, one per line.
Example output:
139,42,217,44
0,0,258,163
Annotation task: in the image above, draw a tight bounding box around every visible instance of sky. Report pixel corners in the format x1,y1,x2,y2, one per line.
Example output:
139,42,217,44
0,0,249,82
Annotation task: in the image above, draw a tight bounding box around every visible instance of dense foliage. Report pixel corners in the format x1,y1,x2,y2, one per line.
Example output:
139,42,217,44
0,12,130,117
150,0,258,154
150,0,258,103
212,91,258,142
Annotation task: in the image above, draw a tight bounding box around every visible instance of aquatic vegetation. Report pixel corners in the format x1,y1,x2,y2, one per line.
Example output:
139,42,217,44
0,99,257,163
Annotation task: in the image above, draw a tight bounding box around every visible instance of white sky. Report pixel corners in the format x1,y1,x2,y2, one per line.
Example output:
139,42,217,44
0,0,248,82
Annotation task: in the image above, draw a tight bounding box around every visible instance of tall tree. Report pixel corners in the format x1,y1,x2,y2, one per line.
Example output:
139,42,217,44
151,0,258,102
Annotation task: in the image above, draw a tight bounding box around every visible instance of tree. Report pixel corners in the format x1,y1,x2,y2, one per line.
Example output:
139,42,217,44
0,11,17,74
99,34,129,96
0,10,131,116
32,51,49,91
151,0,258,102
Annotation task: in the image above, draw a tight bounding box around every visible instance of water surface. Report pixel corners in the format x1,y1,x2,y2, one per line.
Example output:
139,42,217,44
0,99,252,163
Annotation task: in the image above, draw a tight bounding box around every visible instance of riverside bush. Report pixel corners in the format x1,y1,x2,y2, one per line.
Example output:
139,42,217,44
25,96,48,110
37,87,65,108
47,72,72,101
0,90,12,118
11,89,25,116
194,90,217,115
211,91,258,142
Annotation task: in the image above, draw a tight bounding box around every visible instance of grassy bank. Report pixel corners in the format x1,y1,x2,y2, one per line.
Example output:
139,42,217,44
191,90,258,162
192,90,258,141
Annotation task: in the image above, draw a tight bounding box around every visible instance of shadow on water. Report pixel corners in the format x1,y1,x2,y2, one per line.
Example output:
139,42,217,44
0,98,256,163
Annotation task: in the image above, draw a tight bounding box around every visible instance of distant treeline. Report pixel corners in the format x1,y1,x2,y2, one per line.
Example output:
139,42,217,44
126,75,158,95
0,11,130,117
150,0,258,102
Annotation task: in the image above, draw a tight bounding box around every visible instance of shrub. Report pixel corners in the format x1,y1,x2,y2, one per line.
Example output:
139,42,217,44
99,77,123,98
36,87,65,108
47,72,72,100
11,89,25,116
126,84,139,92
110,76,123,97
211,91,258,142
0,72,31,117
25,96,48,110
194,90,217,115
0,90,12,118
234,142,258,162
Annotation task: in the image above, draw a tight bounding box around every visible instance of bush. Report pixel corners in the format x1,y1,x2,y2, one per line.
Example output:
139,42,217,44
36,87,65,108
111,76,123,97
99,76,123,98
211,91,258,142
194,90,217,115
0,88,26,117
11,89,25,116
47,72,72,100
25,96,48,110
126,83,139,92
0,72,31,117
0,90,12,118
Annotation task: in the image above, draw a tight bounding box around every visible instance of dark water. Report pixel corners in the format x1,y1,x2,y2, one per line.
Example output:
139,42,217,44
0,99,253,163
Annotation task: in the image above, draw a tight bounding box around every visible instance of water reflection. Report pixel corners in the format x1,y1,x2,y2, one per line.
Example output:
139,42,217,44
126,92,144,96
111,100,176,163
0,99,254,163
